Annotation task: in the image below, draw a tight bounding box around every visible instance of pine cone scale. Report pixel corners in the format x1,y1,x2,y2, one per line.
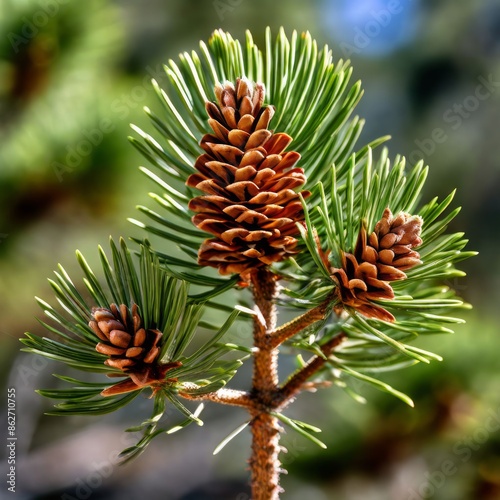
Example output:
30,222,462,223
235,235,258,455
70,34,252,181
89,321,109,341
263,133,293,154
209,120,229,142
222,107,237,128
262,218,293,229
99,319,123,333
254,107,274,130
237,114,254,132
246,129,272,149
380,233,399,249
206,101,223,121
106,358,135,370
193,179,226,197
247,192,278,204
235,166,259,181
377,264,407,281
356,261,378,279
241,150,265,167
126,347,143,358
134,328,146,346
226,181,260,199
96,343,126,356
258,155,281,170
228,129,250,147
188,197,228,213
143,347,160,364
378,249,394,264
109,330,131,348
202,162,237,182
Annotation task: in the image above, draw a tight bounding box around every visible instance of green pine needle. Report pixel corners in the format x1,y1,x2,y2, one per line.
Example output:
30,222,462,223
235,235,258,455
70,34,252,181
22,238,246,457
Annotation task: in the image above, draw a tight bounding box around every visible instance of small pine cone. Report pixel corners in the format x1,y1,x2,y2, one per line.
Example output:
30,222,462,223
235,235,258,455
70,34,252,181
363,207,423,280
89,304,179,396
187,77,310,280
331,208,423,321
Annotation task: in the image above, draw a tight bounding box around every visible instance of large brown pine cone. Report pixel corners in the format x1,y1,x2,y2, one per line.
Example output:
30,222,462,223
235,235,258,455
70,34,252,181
187,78,310,280
331,208,423,321
89,304,179,396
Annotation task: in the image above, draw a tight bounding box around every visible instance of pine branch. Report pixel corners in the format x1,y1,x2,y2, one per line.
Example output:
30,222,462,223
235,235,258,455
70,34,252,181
178,384,253,409
277,332,348,406
269,292,336,348
251,269,279,397
23,27,476,500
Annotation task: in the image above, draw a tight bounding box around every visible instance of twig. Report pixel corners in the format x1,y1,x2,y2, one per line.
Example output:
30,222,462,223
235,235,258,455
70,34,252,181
178,384,254,409
269,293,335,348
276,332,347,407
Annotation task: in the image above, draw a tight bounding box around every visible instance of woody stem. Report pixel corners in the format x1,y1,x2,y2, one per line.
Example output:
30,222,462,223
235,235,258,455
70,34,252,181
178,384,253,409
249,269,281,500
269,292,336,348
276,332,347,406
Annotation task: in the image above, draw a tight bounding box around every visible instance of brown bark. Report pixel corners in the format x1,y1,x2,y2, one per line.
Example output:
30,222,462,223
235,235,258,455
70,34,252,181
269,293,335,348
250,412,282,499
277,332,347,406
249,269,281,500
178,384,253,409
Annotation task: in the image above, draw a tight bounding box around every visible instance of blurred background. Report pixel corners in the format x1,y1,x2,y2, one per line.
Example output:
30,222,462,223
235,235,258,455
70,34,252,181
0,0,499,499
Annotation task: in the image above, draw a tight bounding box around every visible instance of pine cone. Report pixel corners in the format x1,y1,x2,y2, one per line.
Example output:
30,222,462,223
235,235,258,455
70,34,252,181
331,208,423,321
187,78,310,280
89,303,180,396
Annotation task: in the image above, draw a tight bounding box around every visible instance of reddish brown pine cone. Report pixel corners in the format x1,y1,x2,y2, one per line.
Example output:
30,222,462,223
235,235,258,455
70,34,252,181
186,78,310,280
331,208,423,321
89,304,180,396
